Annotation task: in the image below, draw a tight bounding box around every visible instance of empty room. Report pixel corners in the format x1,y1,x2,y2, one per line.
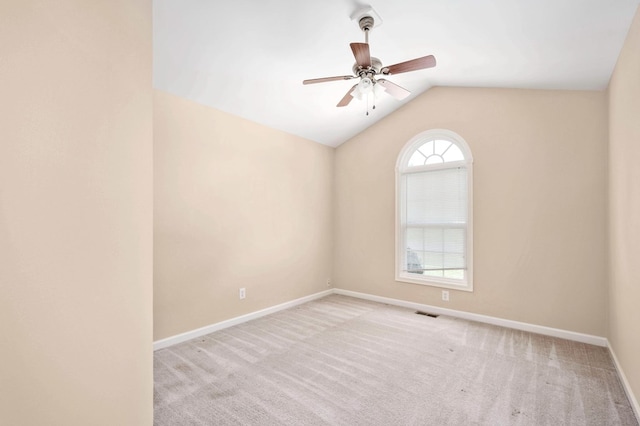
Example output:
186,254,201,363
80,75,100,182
2,0,639,425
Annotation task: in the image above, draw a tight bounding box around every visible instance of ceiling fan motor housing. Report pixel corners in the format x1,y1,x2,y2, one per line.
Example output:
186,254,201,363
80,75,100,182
353,57,382,77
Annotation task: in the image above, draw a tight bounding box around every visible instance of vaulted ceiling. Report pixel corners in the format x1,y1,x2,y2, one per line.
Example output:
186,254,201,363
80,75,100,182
154,0,640,147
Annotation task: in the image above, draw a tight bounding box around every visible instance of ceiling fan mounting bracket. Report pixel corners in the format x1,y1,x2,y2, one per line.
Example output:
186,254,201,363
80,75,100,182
350,6,383,29
359,16,375,33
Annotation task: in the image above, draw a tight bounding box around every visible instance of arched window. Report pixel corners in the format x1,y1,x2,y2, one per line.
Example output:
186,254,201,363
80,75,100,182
396,129,473,291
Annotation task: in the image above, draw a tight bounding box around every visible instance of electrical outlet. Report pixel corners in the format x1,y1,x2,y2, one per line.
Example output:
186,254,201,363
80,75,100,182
326,278,331,287
442,290,449,302
239,288,246,300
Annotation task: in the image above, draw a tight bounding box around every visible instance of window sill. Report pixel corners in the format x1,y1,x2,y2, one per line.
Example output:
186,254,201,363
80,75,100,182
395,274,473,292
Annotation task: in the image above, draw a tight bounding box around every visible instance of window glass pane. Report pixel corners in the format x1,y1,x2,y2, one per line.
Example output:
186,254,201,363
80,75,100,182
443,252,465,269
406,227,425,252
423,228,443,252
434,140,452,156
408,151,426,167
405,227,465,273
444,269,464,279
424,269,444,278
443,228,465,254
405,248,423,274
423,250,443,271
442,144,464,162
418,141,434,157
425,155,444,165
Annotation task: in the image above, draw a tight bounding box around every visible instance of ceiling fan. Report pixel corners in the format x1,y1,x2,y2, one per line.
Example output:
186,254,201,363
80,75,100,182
302,15,436,110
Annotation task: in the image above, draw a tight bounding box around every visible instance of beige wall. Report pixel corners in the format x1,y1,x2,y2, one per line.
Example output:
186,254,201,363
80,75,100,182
154,90,334,340
334,87,608,336
0,1,153,425
1,1,633,420
608,6,640,410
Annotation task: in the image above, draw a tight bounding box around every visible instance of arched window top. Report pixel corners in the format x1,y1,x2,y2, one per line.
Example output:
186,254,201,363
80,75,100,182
398,129,473,172
396,129,473,291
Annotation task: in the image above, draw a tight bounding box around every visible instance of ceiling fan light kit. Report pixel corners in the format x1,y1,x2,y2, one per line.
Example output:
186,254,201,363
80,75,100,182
303,7,436,114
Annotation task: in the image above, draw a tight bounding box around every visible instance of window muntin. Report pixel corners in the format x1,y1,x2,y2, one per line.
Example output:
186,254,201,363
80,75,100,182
396,130,473,291
407,140,465,166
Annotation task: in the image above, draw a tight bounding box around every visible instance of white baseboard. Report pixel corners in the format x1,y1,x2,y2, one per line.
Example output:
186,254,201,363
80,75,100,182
154,287,608,349
333,288,608,347
608,341,640,421
153,289,333,351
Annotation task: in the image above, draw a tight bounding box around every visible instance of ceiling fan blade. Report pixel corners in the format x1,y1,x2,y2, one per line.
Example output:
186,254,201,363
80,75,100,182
303,75,355,85
377,79,411,100
337,84,358,107
384,55,436,75
350,42,371,68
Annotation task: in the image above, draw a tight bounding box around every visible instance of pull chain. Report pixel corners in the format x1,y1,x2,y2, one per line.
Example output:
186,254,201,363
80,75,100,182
366,93,369,116
364,91,376,116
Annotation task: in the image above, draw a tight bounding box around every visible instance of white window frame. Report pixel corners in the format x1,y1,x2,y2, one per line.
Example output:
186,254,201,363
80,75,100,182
395,129,474,292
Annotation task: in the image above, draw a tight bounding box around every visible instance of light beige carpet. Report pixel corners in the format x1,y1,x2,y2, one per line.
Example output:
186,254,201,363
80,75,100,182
154,295,638,425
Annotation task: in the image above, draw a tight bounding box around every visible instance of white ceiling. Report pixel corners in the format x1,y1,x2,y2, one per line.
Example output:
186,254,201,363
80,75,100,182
153,0,639,147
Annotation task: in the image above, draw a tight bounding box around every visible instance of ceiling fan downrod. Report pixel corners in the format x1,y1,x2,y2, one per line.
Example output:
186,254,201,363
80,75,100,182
359,16,374,44
359,16,376,116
